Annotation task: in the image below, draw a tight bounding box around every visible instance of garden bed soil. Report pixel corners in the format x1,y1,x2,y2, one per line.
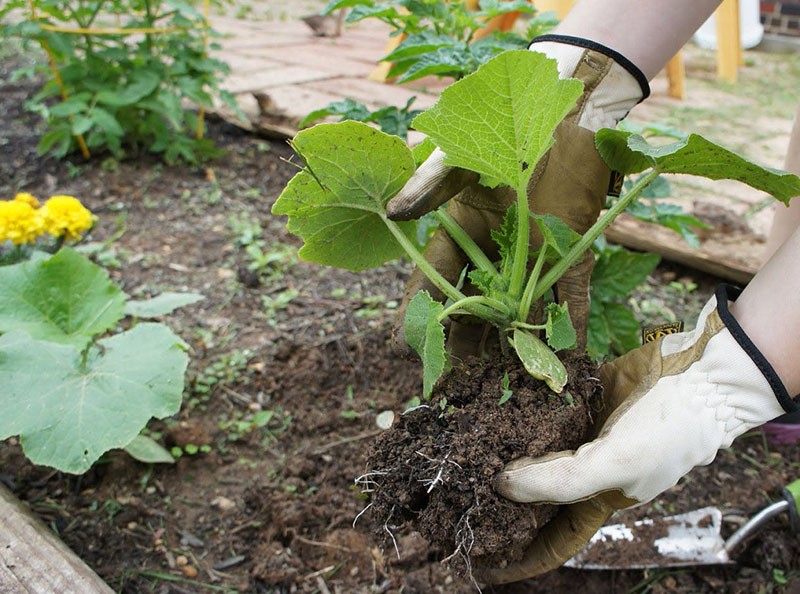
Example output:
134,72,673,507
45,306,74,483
2,55,800,594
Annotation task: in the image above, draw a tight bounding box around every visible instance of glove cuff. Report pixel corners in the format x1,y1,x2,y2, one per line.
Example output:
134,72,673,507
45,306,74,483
717,284,799,414
529,34,649,132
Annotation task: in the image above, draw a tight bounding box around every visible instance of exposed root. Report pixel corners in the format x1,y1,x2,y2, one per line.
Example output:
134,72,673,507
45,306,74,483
443,504,481,593
383,506,400,560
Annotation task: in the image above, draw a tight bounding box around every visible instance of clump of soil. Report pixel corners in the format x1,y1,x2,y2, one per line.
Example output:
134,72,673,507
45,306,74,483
363,352,602,574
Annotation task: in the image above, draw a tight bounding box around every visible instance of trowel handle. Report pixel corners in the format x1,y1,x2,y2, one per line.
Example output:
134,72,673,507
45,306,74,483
782,479,800,532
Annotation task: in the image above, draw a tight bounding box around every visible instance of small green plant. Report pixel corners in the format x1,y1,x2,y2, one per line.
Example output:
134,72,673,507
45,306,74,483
301,97,423,140
323,0,549,82
499,371,513,405
0,193,201,473
0,0,237,163
273,50,800,399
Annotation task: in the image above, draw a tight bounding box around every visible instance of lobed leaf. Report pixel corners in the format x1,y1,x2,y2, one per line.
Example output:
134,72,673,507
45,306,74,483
412,50,583,190
0,324,187,474
404,291,448,399
0,249,126,349
272,122,417,271
596,129,800,204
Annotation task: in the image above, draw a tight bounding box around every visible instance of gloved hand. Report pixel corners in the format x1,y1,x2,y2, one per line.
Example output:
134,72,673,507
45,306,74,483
481,285,798,583
388,35,650,356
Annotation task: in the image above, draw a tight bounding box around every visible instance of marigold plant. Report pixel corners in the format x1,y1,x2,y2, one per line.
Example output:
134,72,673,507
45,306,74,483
0,193,95,248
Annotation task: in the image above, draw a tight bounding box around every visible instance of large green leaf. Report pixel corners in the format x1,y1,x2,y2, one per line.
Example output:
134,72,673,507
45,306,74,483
591,247,660,302
412,50,583,189
0,324,187,474
272,122,416,271
596,129,800,204
0,249,126,348
404,291,447,399
511,329,567,393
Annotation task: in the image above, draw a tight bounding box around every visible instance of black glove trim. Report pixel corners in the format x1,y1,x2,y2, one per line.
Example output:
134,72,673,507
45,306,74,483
717,284,799,414
529,34,650,102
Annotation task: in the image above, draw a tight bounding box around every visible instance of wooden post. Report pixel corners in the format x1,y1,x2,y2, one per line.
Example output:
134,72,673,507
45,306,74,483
0,485,115,593
665,53,686,99
716,0,741,83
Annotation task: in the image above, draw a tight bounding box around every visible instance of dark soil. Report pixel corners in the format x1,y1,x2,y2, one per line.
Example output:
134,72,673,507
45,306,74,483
366,354,600,575
2,51,800,594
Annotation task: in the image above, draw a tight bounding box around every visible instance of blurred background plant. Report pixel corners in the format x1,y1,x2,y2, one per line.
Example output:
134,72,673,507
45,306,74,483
0,0,237,164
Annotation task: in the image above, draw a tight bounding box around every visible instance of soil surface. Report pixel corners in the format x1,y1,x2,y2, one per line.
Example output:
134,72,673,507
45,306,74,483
2,51,800,594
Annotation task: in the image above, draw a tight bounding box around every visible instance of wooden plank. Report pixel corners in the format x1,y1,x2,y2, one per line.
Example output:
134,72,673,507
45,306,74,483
606,213,761,285
716,0,741,83
0,485,115,594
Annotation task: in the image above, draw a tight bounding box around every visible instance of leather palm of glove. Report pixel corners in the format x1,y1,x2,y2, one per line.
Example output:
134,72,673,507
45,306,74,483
387,35,650,356
479,284,798,584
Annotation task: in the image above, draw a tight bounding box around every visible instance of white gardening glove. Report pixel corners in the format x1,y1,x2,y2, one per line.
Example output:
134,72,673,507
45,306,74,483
386,36,650,356
481,285,797,584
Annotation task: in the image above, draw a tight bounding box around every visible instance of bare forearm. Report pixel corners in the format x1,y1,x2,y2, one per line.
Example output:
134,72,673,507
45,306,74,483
554,0,722,79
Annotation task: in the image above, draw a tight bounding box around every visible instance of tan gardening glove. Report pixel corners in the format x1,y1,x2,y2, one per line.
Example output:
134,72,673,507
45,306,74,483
480,285,798,583
388,36,650,356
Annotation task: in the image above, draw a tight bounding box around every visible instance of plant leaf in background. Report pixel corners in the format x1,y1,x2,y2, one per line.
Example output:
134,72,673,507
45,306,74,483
404,291,448,399
588,245,660,360
0,324,187,474
413,50,583,190
0,248,125,348
272,121,417,271
124,434,175,464
596,130,800,203
124,292,205,318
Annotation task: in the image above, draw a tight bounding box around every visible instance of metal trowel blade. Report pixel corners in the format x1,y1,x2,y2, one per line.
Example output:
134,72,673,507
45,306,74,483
564,506,735,570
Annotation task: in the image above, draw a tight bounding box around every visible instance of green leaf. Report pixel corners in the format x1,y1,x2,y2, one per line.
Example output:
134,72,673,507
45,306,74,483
544,302,577,351
604,302,642,355
396,45,474,83
0,324,187,474
499,371,513,405
124,434,175,464
299,98,371,128
511,329,567,393
124,292,205,318
272,122,417,271
322,0,372,15
596,129,800,204
50,97,88,117
412,50,583,190
591,246,660,302
0,249,126,348
404,291,447,399
383,32,460,62
91,107,124,137
478,0,537,16
96,70,160,107
532,214,581,258
412,137,437,166
492,203,517,278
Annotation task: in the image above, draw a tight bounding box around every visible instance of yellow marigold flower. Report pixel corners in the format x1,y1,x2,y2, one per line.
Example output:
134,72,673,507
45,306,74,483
40,195,96,241
0,200,45,245
14,192,40,208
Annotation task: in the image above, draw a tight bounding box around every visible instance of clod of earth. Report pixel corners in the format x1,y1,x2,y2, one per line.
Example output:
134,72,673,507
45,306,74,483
360,353,601,575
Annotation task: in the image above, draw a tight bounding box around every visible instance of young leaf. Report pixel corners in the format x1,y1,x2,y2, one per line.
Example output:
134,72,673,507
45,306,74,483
511,329,567,393
404,291,448,399
596,130,800,203
0,249,126,348
124,292,205,318
491,203,517,278
499,371,514,405
0,324,187,474
272,122,417,271
412,50,583,190
544,302,577,351
532,214,581,258
124,434,175,464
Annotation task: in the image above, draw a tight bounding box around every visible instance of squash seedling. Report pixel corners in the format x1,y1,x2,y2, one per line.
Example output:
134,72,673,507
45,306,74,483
273,50,800,400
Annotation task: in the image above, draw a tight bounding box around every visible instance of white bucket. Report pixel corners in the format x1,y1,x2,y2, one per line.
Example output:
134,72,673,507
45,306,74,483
693,0,764,50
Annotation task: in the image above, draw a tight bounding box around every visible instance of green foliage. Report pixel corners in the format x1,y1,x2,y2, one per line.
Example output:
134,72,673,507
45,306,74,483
300,97,423,140
499,371,513,405
323,0,540,83
0,248,192,473
272,121,417,271
404,290,447,398
275,50,800,400
0,0,236,163
588,242,660,360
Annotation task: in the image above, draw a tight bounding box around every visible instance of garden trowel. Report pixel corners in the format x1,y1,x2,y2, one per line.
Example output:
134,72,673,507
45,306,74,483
565,479,800,570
